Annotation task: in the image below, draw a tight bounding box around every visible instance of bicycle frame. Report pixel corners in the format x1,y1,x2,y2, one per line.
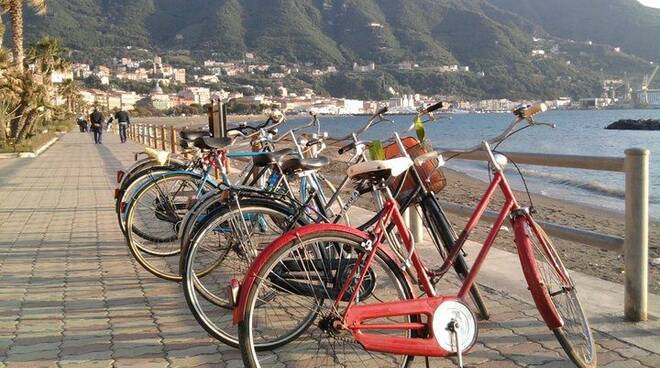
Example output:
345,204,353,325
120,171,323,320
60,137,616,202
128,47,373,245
330,167,567,357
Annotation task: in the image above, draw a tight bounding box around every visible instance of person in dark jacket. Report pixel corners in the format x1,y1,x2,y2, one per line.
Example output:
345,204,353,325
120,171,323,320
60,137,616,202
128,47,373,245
114,109,130,143
76,115,87,132
90,107,104,144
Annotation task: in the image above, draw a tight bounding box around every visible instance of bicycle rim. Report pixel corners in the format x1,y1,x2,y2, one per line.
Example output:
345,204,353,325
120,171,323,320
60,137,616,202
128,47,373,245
239,231,413,367
126,175,208,280
524,219,596,367
183,204,293,346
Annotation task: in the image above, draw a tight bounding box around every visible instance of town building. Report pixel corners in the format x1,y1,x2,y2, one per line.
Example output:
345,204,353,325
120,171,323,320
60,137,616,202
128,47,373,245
353,62,376,72
178,87,211,105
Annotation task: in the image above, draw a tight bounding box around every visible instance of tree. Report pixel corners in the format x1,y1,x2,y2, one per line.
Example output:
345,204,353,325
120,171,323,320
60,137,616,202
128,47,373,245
58,78,81,112
0,0,47,72
26,36,67,77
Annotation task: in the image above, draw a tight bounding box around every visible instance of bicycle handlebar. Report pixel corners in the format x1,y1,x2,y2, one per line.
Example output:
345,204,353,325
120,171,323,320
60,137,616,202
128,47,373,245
422,101,444,115
441,102,553,156
333,106,390,146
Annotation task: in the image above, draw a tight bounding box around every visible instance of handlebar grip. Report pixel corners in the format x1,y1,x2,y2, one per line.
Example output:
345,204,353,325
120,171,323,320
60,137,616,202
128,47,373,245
522,103,547,118
306,138,322,147
425,101,444,113
338,142,355,155
376,106,388,116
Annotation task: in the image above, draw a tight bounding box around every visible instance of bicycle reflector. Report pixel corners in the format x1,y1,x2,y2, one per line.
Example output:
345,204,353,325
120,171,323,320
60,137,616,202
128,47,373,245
116,170,124,183
227,279,240,307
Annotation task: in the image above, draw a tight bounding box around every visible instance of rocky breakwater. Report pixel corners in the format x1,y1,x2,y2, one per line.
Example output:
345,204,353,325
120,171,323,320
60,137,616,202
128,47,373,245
605,119,660,130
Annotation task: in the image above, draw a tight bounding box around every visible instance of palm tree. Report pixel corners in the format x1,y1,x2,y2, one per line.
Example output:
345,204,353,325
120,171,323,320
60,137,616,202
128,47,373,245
26,36,67,77
58,78,80,112
0,0,47,72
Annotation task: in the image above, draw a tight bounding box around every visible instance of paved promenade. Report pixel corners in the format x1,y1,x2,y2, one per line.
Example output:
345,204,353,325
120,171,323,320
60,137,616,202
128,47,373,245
0,131,658,367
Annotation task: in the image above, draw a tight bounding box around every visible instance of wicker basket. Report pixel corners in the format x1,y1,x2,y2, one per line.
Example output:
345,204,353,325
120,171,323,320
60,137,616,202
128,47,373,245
383,136,446,196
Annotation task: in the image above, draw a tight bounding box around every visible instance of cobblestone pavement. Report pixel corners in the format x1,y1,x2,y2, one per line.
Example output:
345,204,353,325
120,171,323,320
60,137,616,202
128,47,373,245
0,131,658,367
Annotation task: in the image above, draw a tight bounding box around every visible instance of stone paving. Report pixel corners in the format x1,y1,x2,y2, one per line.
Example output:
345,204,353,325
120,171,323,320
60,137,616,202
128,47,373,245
0,131,658,367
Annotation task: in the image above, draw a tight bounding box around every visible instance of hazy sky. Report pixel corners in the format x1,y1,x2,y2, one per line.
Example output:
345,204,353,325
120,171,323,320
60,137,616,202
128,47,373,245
638,0,660,8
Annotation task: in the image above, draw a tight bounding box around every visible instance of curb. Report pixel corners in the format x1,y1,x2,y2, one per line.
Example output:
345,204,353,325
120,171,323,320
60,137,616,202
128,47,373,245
0,135,61,159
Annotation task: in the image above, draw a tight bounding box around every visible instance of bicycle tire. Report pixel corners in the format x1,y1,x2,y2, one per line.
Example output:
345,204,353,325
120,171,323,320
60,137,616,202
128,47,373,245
514,215,596,368
181,199,306,347
238,228,414,367
125,173,214,280
117,165,179,235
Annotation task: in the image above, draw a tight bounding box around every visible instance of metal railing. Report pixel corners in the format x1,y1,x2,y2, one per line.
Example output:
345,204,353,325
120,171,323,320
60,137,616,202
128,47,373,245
426,148,650,322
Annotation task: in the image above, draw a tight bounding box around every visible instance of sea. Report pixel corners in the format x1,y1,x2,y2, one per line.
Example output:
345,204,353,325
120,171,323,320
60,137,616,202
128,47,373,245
286,109,660,220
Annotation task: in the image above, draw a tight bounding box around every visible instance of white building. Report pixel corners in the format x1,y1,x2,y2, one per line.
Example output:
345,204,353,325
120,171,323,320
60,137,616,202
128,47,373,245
647,90,660,106
50,69,74,84
178,87,211,105
353,62,376,72
340,99,364,114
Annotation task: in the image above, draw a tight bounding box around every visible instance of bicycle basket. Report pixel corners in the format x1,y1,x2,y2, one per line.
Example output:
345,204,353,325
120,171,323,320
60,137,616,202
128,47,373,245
383,136,446,195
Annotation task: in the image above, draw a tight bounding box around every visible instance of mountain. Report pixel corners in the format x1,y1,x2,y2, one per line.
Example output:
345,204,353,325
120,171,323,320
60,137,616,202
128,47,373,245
490,0,660,60
12,0,660,99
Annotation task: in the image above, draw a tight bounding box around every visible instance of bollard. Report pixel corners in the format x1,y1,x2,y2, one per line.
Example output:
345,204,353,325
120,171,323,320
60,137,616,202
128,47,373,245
410,205,424,242
624,148,649,322
402,208,410,228
169,126,177,153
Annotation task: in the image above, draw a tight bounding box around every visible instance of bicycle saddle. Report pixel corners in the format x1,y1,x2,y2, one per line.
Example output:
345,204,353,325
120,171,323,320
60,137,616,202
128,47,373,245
280,156,330,173
193,136,233,150
179,129,209,141
347,157,413,182
251,148,295,167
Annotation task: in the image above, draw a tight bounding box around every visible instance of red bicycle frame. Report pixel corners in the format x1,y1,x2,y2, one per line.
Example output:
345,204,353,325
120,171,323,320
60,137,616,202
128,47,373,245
338,169,565,357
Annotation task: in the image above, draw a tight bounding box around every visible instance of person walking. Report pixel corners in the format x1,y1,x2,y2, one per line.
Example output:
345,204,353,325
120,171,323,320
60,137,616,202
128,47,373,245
76,115,86,132
90,107,104,144
114,109,130,143
106,116,114,133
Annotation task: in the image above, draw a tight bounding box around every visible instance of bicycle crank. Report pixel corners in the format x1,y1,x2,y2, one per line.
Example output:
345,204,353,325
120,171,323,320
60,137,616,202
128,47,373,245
432,299,478,366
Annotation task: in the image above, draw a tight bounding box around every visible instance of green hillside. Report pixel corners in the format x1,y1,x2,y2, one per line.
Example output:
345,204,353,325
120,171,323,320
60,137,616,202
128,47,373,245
10,0,660,99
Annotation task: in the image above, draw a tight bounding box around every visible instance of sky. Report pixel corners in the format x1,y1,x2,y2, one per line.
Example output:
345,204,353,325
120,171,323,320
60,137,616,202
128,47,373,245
637,0,660,8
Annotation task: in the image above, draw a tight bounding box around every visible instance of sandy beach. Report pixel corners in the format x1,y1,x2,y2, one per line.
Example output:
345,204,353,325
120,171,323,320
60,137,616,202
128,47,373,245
313,139,660,294
133,114,263,128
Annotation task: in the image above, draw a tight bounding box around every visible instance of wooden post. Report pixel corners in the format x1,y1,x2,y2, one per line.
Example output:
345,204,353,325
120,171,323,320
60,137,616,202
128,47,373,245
160,126,166,150
624,148,649,322
169,126,177,153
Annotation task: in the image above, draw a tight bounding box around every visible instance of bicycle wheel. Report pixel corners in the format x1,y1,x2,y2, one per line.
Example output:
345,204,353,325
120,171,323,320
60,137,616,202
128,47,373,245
515,215,596,368
117,167,171,235
125,173,213,280
238,229,414,367
182,200,300,347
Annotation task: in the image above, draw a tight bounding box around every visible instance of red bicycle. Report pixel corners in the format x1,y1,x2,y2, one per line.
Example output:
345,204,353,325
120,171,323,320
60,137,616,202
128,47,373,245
234,104,596,368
